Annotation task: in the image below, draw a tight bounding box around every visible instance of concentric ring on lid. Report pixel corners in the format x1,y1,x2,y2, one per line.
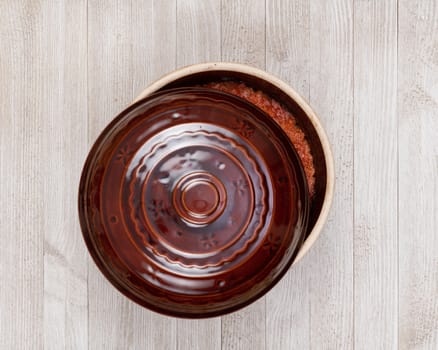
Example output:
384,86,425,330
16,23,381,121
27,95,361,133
78,87,309,318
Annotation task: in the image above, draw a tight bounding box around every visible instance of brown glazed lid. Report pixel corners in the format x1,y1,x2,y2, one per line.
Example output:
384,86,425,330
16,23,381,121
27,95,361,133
78,88,309,318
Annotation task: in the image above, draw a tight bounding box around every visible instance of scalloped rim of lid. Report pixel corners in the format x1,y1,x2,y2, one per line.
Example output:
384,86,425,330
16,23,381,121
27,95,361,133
131,62,335,264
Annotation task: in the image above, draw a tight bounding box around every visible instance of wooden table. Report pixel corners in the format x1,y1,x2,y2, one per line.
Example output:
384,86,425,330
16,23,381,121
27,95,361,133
1,1,437,349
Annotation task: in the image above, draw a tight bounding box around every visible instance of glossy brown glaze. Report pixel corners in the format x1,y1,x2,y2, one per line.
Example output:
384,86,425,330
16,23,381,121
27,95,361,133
161,72,328,240
79,88,309,318
203,81,315,197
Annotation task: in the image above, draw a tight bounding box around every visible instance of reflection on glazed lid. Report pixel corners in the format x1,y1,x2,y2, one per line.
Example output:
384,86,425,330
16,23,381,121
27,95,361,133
79,87,309,318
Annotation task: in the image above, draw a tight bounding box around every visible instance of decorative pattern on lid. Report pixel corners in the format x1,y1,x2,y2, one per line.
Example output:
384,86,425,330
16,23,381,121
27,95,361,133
79,88,309,317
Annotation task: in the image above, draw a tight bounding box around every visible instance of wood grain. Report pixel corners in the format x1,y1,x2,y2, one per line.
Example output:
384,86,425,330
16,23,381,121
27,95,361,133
1,1,438,349
222,299,266,350
88,1,177,349
221,0,266,69
221,1,266,349
87,2,135,348
40,1,88,349
0,1,44,349
265,1,311,349
130,2,178,350
308,0,354,348
132,0,178,97
354,1,398,349
176,1,221,349
398,1,438,349
177,0,221,66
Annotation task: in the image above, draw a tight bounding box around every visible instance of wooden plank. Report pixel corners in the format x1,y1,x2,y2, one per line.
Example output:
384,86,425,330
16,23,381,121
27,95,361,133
222,299,266,350
0,2,44,349
177,319,221,350
221,0,266,69
40,1,89,349
130,1,178,349
176,0,221,66
132,0,178,97
87,1,137,348
5,1,438,348
308,0,354,348
221,1,266,349
353,1,398,349
266,0,310,98
175,1,222,348
88,1,177,349
265,0,311,349
398,1,438,349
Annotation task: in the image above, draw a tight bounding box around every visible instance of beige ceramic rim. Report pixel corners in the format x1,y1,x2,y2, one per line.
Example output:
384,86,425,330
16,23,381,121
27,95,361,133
132,62,335,264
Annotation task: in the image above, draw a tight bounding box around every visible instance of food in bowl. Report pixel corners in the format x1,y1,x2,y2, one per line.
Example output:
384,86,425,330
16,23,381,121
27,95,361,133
144,63,335,255
203,81,315,196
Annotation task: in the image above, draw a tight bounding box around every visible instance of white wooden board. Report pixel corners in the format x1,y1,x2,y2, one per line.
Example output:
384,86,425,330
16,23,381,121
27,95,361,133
1,0,437,349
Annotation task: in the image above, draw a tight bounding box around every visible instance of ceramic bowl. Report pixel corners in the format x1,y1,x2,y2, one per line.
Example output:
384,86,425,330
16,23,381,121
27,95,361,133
79,63,334,318
134,62,335,264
